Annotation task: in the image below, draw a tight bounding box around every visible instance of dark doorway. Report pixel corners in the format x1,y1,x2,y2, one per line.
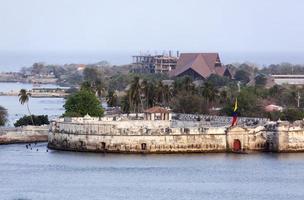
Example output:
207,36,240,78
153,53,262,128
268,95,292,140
233,139,241,151
141,143,147,150
101,142,106,150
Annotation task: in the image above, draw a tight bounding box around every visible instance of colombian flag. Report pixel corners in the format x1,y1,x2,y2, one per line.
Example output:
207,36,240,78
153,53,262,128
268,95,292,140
231,98,238,126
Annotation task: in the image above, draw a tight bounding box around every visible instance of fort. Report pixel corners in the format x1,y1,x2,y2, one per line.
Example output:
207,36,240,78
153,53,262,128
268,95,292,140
48,108,304,153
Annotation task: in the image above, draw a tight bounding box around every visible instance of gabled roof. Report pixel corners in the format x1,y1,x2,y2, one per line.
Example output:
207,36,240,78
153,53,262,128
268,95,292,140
170,53,225,79
144,106,170,113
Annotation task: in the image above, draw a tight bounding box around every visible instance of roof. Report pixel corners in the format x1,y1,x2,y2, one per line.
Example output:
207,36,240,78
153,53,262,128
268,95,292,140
144,106,170,113
170,53,227,79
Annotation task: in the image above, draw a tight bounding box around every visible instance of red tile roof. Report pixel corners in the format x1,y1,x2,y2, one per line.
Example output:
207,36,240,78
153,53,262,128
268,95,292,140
170,53,228,79
144,106,170,113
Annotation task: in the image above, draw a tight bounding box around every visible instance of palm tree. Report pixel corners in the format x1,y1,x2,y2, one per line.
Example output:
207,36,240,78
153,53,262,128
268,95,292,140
163,84,172,106
201,82,218,106
18,89,34,125
141,79,149,109
156,81,165,105
94,80,106,99
106,90,118,107
129,77,143,114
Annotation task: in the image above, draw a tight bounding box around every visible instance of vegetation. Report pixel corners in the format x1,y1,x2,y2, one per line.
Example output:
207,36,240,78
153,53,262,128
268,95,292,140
106,90,118,107
18,89,34,125
0,106,8,126
63,88,104,117
14,115,49,127
20,61,304,122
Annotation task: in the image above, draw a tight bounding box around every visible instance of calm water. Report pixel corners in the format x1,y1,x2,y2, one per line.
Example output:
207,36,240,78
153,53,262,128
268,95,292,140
0,82,65,126
0,143,304,200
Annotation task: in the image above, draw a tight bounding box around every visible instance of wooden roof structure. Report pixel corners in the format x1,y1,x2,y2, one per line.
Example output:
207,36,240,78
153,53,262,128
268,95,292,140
170,53,230,79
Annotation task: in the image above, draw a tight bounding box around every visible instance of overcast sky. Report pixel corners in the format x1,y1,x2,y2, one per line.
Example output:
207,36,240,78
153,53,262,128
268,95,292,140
0,0,304,66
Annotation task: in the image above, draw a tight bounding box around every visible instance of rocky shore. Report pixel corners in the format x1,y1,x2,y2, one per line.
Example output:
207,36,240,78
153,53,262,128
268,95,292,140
0,125,49,144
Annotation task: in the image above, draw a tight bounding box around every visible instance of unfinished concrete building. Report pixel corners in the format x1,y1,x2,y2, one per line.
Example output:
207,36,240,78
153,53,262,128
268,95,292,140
132,51,179,73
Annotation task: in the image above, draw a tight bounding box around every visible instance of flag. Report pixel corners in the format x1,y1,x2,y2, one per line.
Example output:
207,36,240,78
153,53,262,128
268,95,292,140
231,98,238,126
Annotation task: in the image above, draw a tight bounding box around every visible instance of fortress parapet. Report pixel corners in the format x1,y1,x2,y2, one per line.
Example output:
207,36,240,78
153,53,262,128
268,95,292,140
48,114,304,153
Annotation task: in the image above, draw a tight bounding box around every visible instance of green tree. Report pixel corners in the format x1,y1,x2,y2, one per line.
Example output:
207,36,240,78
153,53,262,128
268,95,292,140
14,115,49,127
234,70,251,84
207,74,230,87
255,74,267,87
280,108,304,122
171,91,208,114
18,89,34,125
106,90,118,107
63,89,104,117
128,76,143,113
0,106,8,126
201,82,218,104
121,93,131,114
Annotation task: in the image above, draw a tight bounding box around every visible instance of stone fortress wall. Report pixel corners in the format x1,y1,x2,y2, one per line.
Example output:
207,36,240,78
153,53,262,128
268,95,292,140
48,114,304,153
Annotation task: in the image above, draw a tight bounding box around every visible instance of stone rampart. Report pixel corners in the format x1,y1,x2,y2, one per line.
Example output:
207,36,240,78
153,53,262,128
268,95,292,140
48,117,304,153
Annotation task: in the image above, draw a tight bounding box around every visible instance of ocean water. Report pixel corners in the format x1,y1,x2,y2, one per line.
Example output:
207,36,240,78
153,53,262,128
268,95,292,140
0,82,65,126
0,143,304,200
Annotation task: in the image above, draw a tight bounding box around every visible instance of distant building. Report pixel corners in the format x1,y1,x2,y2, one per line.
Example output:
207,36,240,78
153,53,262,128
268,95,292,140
170,53,231,80
154,55,178,73
265,104,283,112
132,51,179,73
271,75,304,85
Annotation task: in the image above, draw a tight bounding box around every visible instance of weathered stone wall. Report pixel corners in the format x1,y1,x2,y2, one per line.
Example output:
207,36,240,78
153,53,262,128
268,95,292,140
48,117,304,153
48,119,227,153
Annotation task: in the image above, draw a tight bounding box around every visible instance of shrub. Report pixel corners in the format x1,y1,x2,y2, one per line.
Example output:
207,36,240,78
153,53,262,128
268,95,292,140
280,108,304,122
14,115,49,127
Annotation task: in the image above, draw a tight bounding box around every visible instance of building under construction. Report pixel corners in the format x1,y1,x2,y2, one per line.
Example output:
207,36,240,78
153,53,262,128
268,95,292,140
132,51,179,73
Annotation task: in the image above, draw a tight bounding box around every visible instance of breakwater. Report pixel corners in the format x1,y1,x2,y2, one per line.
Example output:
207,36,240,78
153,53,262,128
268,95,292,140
0,125,49,144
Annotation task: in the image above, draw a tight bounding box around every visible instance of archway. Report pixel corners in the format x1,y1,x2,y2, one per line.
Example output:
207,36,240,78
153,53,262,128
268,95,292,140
233,139,241,151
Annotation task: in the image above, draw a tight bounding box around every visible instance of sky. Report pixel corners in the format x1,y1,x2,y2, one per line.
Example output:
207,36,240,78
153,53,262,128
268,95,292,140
0,0,304,68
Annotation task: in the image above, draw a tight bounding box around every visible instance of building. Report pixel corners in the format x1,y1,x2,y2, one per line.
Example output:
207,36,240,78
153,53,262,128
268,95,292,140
132,51,179,73
144,106,172,120
271,75,304,85
132,55,155,73
154,55,178,73
170,53,231,80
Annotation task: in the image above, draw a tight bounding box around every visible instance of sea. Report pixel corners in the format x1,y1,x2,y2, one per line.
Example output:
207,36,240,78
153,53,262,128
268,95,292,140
0,143,304,200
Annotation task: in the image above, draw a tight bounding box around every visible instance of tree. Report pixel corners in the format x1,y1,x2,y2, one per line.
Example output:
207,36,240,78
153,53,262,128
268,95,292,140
234,70,251,84
280,108,304,122
0,106,8,126
18,89,34,125
121,94,131,114
14,115,49,127
170,91,208,114
106,90,118,107
207,74,230,87
128,76,143,113
141,79,155,109
201,82,218,104
255,74,267,87
63,89,104,117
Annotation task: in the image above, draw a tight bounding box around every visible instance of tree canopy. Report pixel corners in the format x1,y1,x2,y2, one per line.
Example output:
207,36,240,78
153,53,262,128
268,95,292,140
63,89,104,117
